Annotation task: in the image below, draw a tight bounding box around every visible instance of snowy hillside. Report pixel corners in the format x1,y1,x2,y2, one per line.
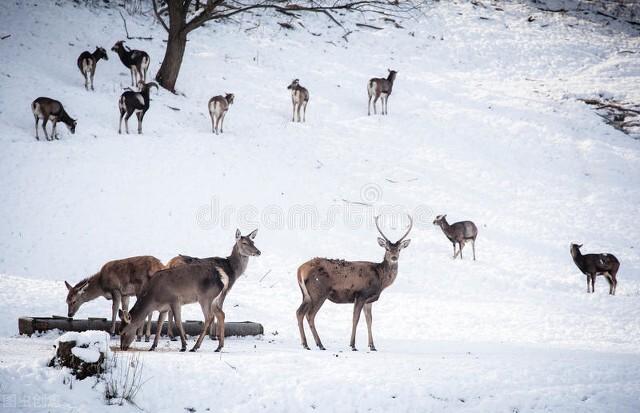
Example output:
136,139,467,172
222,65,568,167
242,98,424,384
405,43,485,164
0,0,639,412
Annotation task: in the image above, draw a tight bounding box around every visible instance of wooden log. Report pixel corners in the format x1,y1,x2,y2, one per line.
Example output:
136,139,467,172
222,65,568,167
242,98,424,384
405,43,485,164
19,316,264,337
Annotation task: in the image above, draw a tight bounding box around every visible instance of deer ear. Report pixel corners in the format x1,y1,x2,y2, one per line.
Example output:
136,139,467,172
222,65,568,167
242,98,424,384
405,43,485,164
577,244,583,248
248,229,258,239
235,229,241,240
400,239,411,249
65,281,72,291
377,237,387,248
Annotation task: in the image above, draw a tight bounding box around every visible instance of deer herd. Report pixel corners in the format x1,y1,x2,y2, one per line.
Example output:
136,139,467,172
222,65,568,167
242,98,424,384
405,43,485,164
33,42,621,353
29,41,401,140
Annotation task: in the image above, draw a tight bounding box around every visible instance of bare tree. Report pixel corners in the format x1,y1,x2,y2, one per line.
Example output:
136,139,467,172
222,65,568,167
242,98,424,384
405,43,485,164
152,0,420,92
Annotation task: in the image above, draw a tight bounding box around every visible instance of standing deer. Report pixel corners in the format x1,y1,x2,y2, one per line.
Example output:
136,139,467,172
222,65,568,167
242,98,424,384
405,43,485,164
118,229,260,352
77,46,109,91
296,216,412,351
287,79,309,122
118,81,158,134
111,41,150,87
570,243,620,295
433,214,478,260
208,93,234,135
31,97,77,141
367,69,397,116
65,256,164,337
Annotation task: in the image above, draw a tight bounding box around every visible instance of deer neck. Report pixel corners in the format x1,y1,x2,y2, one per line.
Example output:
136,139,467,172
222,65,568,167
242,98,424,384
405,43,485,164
228,244,249,279
76,276,103,303
129,295,155,329
379,254,399,288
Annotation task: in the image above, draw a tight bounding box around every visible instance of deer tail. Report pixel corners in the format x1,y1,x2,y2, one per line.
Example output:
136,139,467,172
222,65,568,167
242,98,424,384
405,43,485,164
297,264,312,303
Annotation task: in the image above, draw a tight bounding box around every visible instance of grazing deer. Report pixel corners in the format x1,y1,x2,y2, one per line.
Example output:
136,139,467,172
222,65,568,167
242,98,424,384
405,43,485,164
111,41,150,87
570,243,620,295
296,216,412,351
208,93,234,135
118,229,260,352
433,214,478,260
65,256,164,337
287,79,309,122
118,81,158,134
31,97,77,141
367,69,397,116
77,46,109,91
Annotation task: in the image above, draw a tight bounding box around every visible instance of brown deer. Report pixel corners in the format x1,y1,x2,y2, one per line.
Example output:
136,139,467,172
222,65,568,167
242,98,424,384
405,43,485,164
570,243,620,295
432,214,478,260
65,256,164,337
118,229,260,352
31,97,77,141
367,69,397,116
208,93,234,135
296,216,412,351
287,79,309,122
77,46,109,91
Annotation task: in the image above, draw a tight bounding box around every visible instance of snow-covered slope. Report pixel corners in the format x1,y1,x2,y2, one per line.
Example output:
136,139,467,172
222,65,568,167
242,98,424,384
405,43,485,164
0,1,639,412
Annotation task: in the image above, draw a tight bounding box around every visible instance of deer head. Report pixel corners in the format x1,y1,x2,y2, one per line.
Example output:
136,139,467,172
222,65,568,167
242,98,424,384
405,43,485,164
375,215,412,262
235,229,261,257
287,79,300,90
118,309,137,350
65,279,88,317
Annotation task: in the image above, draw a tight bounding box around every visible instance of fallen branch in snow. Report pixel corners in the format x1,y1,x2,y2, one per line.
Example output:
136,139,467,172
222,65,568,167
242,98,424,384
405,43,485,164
165,105,180,111
278,21,295,30
356,23,383,30
580,98,640,139
118,10,153,41
0,34,10,40
259,270,271,282
342,199,373,207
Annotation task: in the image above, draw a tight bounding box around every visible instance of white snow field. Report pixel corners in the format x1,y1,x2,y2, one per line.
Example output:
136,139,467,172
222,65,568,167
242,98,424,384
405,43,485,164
1,0,640,411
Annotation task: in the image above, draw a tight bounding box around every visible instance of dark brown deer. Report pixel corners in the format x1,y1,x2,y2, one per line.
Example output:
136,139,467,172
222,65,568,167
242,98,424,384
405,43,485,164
570,243,620,295
77,46,109,91
296,216,412,351
111,41,150,87
118,229,260,352
118,81,158,134
367,69,397,116
208,93,234,135
65,256,164,337
433,214,478,260
31,97,77,141
287,79,309,122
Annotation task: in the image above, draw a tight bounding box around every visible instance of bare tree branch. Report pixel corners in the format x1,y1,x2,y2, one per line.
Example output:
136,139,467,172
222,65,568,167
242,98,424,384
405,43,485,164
152,0,171,32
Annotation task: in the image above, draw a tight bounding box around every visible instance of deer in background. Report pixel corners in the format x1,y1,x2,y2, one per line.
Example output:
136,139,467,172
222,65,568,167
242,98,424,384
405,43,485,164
433,214,478,260
111,40,150,87
570,243,620,295
208,93,234,135
118,81,158,134
287,79,309,122
296,215,412,351
65,256,164,338
31,97,77,141
77,46,109,91
119,229,260,352
367,69,397,116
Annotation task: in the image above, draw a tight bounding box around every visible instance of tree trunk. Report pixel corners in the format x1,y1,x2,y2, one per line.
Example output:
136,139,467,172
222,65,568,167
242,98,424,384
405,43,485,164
155,30,187,93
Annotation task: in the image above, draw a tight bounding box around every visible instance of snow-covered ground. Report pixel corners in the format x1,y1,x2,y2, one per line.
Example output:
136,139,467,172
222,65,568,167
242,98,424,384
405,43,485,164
1,0,639,411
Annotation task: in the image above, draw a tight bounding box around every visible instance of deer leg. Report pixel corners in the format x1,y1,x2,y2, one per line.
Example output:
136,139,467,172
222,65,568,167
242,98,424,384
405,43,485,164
210,114,216,134
591,274,596,293
149,311,167,351
372,96,379,115
214,114,219,135
364,303,376,351
586,275,591,293
306,297,326,350
130,68,135,87
136,111,143,134
167,310,177,340
191,299,214,352
292,101,296,122
303,101,307,122
124,111,133,134
350,298,366,351
110,291,122,336
144,313,153,342
452,242,458,259
220,112,226,134
368,94,372,116
34,115,40,140
170,303,187,352
458,241,464,259
52,120,59,140
296,102,302,123
472,239,476,261
296,299,311,350
212,303,226,352
90,69,95,91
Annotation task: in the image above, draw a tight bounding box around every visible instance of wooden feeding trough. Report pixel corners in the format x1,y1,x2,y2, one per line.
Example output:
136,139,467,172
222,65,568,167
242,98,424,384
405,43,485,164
18,315,264,337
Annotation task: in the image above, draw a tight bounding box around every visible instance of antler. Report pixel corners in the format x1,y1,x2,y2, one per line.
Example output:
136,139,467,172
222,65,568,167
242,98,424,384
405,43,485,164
398,214,413,242
374,215,390,243
375,214,413,243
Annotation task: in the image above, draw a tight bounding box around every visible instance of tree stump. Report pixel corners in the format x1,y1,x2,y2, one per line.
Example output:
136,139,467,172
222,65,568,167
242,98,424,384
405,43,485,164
48,331,109,380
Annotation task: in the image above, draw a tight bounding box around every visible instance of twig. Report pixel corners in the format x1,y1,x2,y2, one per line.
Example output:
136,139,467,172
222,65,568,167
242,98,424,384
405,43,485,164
0,34,10,40
342,199,373,206
356,23,383,30
119,10,153,41
259,270,272,283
